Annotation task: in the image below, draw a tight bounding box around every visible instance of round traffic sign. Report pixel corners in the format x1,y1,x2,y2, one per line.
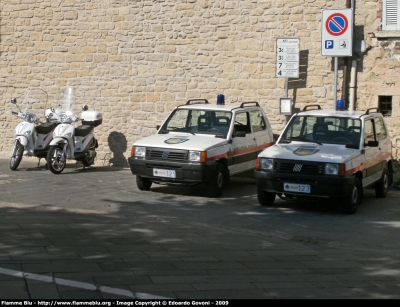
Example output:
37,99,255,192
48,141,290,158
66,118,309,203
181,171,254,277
325,13,348,36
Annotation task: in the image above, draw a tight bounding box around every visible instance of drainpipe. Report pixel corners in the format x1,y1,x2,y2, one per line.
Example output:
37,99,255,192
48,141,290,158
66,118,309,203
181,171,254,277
341,0,352,108
349,58,357,111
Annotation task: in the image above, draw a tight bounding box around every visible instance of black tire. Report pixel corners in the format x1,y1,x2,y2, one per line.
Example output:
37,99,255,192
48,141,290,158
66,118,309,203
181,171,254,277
82,153,95,167
341,177,362,214
10,141,24,170
47,146,66,174
257,188,276,206
207,163,226,198
136,176,152,191
375,168,389,198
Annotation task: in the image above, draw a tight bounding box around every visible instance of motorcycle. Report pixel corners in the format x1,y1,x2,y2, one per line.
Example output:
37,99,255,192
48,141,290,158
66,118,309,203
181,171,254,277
10,88,59,170
46,87,102,174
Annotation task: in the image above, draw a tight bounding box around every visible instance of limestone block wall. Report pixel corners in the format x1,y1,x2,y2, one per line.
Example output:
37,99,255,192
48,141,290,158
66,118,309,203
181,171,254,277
0,0,399,165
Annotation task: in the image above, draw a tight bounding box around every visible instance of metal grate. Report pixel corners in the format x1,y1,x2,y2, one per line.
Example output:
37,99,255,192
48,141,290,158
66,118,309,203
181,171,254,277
275,161,323,174
146,149,188,162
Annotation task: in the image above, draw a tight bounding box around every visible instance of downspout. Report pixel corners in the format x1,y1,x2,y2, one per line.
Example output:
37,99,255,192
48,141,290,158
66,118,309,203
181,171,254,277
341,0,352,108
349,0,357,111
349,57,357,111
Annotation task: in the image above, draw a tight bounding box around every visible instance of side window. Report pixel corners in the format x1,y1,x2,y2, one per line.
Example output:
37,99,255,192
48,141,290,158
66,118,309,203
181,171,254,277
234,112,251,133
364,119,376,143
374,117,388,141
250,110,266,132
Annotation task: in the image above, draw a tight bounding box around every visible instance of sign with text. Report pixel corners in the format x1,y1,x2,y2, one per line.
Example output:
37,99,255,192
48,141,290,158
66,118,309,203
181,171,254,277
321,9,353,57
276,38,300,78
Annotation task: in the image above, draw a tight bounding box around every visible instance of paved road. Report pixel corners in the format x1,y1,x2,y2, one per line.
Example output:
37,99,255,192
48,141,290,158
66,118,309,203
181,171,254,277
1,157,400,299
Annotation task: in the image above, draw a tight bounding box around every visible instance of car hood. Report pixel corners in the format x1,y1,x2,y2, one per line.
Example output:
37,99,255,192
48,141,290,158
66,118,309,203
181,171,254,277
134,133,228,150
258,142,360,163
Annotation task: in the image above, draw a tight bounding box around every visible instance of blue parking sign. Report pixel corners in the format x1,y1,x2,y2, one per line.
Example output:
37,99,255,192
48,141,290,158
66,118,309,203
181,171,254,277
325,40,334,49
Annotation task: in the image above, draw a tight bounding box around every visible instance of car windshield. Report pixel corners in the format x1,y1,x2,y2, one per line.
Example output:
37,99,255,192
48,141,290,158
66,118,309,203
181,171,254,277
280,115,362,148
160,109,232,137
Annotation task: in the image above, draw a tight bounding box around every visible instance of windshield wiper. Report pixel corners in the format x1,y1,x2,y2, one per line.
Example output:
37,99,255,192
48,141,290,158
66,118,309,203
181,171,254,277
171,128,195,135
289,137,323,145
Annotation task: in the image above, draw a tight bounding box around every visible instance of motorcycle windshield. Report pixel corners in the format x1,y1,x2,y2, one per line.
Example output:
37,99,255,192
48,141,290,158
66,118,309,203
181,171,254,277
57,87,76,114
21,88,48,121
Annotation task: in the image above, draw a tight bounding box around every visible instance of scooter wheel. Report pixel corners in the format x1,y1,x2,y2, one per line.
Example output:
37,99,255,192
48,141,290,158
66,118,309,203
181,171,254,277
10,141,24,171
47,146,66,174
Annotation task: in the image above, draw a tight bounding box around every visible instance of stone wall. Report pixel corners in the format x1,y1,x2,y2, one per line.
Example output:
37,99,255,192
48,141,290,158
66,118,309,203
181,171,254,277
1,0,399,166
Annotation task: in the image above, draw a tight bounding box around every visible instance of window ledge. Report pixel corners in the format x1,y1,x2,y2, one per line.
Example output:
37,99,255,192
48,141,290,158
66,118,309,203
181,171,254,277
374,31,400,39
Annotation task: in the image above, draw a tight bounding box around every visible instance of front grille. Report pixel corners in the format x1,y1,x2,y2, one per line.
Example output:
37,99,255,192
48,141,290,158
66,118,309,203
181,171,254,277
146,148,188,162
275,161,323,175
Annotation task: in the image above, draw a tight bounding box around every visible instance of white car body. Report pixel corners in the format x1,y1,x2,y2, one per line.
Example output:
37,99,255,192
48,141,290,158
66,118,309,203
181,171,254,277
129,100,274,197
254,106,393,214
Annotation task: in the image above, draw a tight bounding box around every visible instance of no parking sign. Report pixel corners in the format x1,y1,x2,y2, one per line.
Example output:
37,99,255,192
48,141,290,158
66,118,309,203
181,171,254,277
321,9,353,57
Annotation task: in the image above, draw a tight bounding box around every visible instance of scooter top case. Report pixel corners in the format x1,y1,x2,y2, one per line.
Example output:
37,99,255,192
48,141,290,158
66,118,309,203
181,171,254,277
81,111,103,127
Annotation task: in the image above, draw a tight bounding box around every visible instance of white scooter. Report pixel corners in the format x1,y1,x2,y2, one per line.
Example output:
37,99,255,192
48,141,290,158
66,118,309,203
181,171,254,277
10,88,59,170
46,87,102,174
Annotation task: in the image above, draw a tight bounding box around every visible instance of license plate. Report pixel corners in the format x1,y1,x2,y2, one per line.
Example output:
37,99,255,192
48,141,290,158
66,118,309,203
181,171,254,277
153,168,176,178
284,183,310,193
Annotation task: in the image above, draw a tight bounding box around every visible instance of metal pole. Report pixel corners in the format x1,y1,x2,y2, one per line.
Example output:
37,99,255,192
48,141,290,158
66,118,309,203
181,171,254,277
334,57,338,110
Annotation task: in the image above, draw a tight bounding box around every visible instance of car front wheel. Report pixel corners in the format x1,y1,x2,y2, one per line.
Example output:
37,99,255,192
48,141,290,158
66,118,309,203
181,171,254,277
136,176,152,191
257,188,276,206
207,163,225,198
341,177,362,214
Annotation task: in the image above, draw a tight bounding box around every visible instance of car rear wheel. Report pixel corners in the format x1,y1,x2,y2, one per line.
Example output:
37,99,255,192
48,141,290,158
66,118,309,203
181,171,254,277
375,168,389,198
257,188,276,206
136,176,152,191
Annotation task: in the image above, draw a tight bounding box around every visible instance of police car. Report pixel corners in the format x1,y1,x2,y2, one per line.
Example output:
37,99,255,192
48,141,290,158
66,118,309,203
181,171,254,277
254,105,394,214
128,99,274,197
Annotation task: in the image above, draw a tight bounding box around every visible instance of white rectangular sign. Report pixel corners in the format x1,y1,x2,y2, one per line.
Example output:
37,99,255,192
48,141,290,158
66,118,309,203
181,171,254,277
276,38,300,78
321,9,353,57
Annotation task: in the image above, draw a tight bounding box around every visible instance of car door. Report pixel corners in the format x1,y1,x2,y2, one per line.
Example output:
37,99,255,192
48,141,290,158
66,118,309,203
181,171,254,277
250,109,273,153
362,117,383,187
228,111,256,175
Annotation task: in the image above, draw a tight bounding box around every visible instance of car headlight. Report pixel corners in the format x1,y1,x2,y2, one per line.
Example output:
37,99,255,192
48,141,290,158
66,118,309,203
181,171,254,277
257,158,274,170
134,146,146,158
325,163,339,175
189,151,207,162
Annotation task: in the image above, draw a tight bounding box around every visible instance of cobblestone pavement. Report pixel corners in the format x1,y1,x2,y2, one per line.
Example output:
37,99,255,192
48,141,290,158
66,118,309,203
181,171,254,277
1,157,400,299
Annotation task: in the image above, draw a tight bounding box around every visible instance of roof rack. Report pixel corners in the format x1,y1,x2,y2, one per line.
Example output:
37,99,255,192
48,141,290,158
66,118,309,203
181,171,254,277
239,102,260,108
302,104,322,111
365,107,380,115
185,99,209,105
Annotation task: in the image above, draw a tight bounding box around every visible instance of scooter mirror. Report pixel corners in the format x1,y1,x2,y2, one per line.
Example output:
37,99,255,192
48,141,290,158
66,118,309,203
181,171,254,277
82,105,88,111
11,98,17,104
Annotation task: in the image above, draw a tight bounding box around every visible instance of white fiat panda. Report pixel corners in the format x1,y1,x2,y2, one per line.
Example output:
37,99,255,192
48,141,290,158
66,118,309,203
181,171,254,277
254,105,394,214
128,99,274,197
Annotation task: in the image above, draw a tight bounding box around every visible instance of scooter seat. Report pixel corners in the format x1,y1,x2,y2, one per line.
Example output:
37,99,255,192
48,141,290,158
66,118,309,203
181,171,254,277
75,125,93,137
35,122,58,135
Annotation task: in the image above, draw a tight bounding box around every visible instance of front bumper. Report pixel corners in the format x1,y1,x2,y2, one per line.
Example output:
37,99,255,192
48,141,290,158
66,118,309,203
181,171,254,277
128,156,217,184
254,170,355,198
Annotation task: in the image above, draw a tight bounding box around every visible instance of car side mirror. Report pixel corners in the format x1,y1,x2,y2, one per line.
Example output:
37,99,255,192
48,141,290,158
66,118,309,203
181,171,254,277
11,98,17,104
366,140,379,147
156,125,160,130
234,131,246,138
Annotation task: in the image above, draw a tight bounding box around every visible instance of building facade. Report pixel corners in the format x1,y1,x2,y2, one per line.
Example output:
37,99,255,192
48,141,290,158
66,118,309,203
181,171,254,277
0,0,399,166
